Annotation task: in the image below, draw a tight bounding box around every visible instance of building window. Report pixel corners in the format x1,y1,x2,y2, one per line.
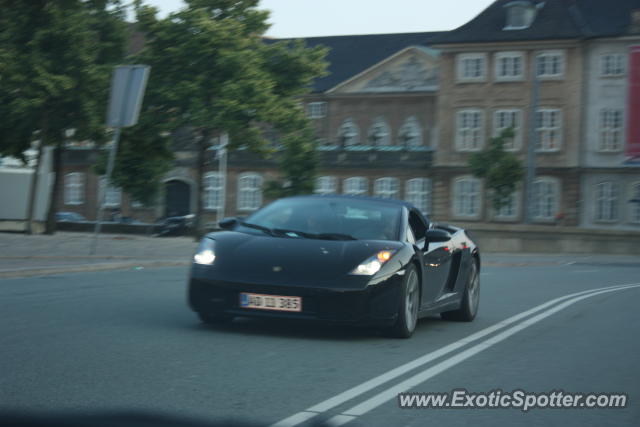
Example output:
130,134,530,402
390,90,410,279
405,178,431,214
535,108,562,151
494,191,519,220
456,53,486,81
495,52,524,80
237,173,262,211
601,54,625,77
532,177,559,221
399,116,423,147
374,177,399,199
494,109,522,150
454,177,481,218
307,102,327,119
456,109,484,151
368,117,391,147
343,177,368,196
503,1,537,30
536,51,564,78
599,109,623,152
64,172,85,205
99,177,121,207
594,182,619,222
203,172,225,210
314,176,337,195
338,118,360,147
131,200,144,208
630,183,640,224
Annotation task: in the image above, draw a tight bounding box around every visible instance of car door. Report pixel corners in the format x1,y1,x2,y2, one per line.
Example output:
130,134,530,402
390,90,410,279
408,211,453,308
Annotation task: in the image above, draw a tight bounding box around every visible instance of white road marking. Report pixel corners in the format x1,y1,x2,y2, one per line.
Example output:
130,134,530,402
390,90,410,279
270,282,640,427
573,270,600,273
326,283,640,425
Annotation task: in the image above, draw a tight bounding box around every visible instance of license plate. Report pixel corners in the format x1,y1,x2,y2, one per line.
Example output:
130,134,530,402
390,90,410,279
239,292,302,312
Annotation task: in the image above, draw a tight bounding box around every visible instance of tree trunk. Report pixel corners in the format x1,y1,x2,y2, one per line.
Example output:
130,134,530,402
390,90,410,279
44,141,64,234
25,142,45,235
193,129,209,241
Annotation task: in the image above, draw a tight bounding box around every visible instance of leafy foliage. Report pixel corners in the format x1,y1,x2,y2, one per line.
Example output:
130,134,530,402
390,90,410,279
468,129,524,211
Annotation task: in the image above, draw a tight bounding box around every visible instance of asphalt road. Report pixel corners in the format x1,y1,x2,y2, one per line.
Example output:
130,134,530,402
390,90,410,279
0,257,639,426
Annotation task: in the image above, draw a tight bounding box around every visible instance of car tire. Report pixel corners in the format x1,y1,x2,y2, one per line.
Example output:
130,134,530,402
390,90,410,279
441,259,479,322
197,312,232,325
388,264,420,339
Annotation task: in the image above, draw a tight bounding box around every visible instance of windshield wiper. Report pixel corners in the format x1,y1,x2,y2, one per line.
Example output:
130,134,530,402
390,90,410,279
240,221,275,236
272,228,316,239
313,232,357,241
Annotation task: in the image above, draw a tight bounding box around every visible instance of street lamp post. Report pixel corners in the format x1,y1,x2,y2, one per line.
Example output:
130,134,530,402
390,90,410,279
525,66,540,224
216,133,228,226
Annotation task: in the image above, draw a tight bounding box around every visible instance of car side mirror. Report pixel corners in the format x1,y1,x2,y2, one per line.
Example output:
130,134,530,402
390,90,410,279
425,229,451,243
218,217,239,230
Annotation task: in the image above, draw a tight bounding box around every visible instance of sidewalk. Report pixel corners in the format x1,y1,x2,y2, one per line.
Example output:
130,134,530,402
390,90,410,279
0,232,198,279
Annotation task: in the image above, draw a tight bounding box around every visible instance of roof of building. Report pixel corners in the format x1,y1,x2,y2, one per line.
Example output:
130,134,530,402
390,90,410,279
271,31,445,93
431,0,640,45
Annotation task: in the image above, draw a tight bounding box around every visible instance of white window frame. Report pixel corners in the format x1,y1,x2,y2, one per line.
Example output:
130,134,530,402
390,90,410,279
535,50,565,79
599,109,623,152
456,53,487,82
456,109,484,151
494,109,522,151
600,53,625,77
453,176,482,219
314,176,337,195
531,177,560,221
594,181,619,223
99,176,121,208
64,172,85,205
307,102,327,119
405,178,431,214
374,177,399,199
369,117,391,147
493,190,520,220
399,116,423,148
535,108,562,152
203,172,225,210
495,52,525,81
237,173,262,211
338,118,360,147
504,4,536,30
343,177,368,196
629,182,640,224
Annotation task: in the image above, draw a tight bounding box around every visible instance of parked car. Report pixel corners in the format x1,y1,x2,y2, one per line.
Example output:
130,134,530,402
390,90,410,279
188,195,480,338
55,212,87,222
154,214,195,237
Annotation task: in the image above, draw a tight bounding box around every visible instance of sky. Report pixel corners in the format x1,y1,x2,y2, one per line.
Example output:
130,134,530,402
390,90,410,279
143,0,496,38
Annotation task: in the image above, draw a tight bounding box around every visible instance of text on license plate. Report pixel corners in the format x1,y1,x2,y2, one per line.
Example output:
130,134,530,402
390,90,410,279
239,292,302,312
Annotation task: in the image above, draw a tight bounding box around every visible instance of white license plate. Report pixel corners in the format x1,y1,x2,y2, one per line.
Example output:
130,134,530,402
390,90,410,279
239,292,302,312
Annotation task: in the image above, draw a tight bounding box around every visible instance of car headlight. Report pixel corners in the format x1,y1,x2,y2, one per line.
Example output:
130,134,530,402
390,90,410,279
351,250,395,275
193,238,216,265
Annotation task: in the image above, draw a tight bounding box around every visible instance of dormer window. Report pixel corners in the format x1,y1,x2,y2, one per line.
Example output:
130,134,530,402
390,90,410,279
503,1,538,30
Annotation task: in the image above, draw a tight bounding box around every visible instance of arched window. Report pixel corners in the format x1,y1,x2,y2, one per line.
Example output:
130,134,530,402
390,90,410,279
64,172,85,205
99,176,121,207
374,177,399,199
453,176,481,218
368,117,391,146
237,173,262,211
532,177,560,221
338,118,360,147
343,177,368,196
594,181,619,222
203,172,225,210
314,176,337,195
399,117,423,148
405,178,431,214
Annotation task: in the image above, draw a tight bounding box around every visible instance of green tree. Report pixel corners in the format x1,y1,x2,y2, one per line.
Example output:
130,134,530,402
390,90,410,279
134,0,327,238
468,129,524,212
0,0,128,233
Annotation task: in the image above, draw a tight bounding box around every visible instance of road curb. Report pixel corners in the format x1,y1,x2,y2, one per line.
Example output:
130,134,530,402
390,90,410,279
0,260,191,279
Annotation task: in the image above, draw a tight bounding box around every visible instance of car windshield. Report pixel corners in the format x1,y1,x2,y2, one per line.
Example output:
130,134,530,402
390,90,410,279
238,197,402,241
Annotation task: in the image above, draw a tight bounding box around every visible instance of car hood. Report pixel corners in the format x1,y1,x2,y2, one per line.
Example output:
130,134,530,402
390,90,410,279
202,231,403,287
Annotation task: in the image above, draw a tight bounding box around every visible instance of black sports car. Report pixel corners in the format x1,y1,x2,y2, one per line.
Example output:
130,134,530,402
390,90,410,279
188,195,480,338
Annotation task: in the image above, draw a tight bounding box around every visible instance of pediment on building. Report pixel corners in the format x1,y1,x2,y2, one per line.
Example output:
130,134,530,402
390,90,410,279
328,46,439,94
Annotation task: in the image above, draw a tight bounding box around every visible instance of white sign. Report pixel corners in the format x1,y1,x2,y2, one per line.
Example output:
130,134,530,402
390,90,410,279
106,65,150,128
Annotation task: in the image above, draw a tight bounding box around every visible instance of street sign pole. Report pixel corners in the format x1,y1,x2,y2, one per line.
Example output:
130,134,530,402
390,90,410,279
90,65,150,255
525,69,540,224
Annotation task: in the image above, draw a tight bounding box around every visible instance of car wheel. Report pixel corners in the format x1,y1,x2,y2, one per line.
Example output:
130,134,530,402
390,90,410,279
441,259,479,322
388,264,420,338
197,312,232,325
